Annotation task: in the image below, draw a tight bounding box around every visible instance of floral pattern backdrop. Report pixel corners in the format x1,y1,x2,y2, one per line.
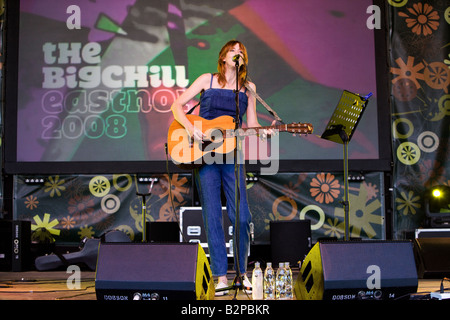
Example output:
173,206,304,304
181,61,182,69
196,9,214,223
15,173,192,243
388,0,449,238
13,171,385,245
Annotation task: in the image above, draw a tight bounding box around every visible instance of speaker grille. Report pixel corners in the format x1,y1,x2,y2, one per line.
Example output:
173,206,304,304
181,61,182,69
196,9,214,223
95,243,214,300
295,241,418,300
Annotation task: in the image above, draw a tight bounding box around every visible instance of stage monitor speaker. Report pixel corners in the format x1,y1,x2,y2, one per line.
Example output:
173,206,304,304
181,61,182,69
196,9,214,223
95,243,214,300
270,220,311,266
0,220,31,271
294,241,418,300
414,237,450,279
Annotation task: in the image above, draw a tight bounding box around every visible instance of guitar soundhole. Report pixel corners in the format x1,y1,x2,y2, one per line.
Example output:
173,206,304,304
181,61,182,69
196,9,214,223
209,128,224,142
201,128,224,152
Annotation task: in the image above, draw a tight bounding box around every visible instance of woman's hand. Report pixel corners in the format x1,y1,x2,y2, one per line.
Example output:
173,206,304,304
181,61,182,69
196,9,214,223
186,124,206,143
259,120,278,141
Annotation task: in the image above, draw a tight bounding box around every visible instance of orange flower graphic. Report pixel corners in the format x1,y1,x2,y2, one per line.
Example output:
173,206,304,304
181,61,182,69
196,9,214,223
398,2,439,36
310,173,340,204
158,174,189,202
68,195,95,221
61,215,76,230
25,195,39,210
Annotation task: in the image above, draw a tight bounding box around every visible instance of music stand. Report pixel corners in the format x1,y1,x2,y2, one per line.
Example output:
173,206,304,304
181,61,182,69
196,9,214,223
321,90,372,240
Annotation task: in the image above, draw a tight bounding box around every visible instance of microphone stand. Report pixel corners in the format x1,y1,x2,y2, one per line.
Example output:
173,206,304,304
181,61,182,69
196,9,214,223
136,177,158,242
216,57,245,299
232,57,243,299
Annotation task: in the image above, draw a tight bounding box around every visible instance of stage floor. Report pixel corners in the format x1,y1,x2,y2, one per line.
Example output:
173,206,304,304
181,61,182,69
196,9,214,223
0,269,444,301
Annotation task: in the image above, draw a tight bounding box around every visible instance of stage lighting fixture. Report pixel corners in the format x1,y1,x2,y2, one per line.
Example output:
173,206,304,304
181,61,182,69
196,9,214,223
424,185,450,228
137,175,159,184
24,177,45,184
433,188,442,198
245,175,259,182
348,172,365,181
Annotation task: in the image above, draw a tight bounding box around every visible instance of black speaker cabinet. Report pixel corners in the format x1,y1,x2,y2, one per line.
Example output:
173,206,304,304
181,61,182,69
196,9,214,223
414,237,450,279
146,221,180,242
95,243,214,300
295,241,418,300
0,220,31,271
270,220,311,266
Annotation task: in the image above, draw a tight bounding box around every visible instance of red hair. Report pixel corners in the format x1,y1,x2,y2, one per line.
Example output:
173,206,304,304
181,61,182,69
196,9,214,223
216,40,248,88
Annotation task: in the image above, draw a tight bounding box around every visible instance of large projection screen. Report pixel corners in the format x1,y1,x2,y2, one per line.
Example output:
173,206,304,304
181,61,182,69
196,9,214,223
3,0,391,174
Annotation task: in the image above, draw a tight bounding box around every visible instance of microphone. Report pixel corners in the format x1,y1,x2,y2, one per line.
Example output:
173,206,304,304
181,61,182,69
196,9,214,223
232,54,241,63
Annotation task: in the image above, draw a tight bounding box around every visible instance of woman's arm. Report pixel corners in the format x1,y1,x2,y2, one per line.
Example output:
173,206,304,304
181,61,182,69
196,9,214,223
171,73,210,141
245,81,260,128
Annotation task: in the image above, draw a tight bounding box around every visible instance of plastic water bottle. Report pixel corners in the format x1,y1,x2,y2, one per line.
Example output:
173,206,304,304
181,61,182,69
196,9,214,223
263,262,275,300
275,262,286,300
252,262,263,300
284,262,293,299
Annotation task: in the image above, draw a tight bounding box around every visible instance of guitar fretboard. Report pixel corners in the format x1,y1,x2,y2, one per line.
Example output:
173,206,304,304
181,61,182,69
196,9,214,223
224,124,311,138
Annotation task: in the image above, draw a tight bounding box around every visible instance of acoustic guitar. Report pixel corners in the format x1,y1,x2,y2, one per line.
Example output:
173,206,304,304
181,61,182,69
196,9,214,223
167,114,313,169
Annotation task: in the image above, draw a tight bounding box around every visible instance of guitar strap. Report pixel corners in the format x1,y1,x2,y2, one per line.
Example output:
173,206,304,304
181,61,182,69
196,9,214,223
186,89,204,115
245,79,284,124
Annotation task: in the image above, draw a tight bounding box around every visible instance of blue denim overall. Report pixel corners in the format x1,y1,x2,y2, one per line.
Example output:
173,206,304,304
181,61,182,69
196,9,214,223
194,74,252,277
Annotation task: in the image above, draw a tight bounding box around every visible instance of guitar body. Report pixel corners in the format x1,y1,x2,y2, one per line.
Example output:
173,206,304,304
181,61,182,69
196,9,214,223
167,115,237,169
167,114,313,170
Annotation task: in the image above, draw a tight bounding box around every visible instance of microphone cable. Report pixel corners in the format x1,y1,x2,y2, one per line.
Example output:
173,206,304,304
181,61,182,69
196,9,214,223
164,142,188,243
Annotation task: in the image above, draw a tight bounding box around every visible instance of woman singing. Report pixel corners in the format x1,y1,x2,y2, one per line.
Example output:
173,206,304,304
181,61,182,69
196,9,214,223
171,40,267,295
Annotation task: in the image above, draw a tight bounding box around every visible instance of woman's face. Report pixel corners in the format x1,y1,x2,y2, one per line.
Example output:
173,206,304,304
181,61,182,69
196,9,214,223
223,43,244,67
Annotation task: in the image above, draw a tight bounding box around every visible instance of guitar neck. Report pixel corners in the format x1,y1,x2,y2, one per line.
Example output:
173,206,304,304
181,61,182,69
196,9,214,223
226,124,289,137
177,115,312,139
